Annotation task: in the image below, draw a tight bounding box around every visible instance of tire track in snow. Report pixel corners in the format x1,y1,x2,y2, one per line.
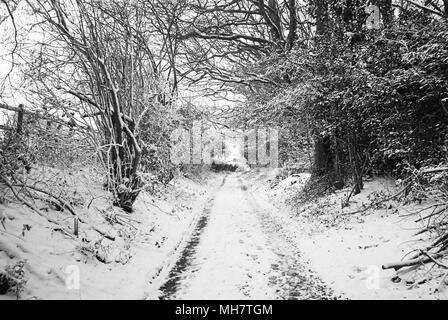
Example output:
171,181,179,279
159,173,286,299
242,182,336,300
157,172,334,299
157,175,227,299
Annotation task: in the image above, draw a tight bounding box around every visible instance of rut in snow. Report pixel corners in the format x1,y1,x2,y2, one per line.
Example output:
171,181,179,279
157,173,334,299
158,176,226,299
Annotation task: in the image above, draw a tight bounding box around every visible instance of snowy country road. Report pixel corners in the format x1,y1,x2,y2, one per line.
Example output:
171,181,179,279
157,172,334,300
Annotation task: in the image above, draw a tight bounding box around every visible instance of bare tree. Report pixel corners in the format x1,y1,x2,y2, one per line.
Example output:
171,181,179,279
173,0,312,91
20,0,178,211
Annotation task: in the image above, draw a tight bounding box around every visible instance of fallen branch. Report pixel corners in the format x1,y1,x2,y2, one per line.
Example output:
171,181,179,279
4,178,115,241
404,0,445,17
414,221,448,236
146,200,171,215
13,183,82,221
432,233,448,248
92,227,115,241
115,215,137,230
404,233,448,262
52,227,77,240
415,205,448,223
382,250,448,270
420,167,448,175
340,183,410,216
421,251,448,269
115,213,141,224
0,175,74,237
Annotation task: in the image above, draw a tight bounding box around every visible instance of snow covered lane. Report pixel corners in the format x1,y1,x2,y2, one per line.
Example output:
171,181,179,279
158,173,334,300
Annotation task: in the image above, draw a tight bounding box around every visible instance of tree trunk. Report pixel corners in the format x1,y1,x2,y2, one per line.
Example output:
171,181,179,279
312,0,333,176
315,0,329,37
313,136,332,176
287,0,297,50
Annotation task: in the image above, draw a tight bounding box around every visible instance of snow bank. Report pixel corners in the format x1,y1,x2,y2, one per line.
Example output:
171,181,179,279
249,169,443,299
0,168,216,300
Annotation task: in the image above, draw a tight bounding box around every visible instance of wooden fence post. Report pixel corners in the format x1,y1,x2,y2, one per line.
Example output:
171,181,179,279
16,104,24,134
74,217,79,237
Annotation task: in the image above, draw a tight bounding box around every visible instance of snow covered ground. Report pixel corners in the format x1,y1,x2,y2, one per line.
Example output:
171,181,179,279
152,173,332,300
261,171,445,300
0,168,217,299
0,166,444,299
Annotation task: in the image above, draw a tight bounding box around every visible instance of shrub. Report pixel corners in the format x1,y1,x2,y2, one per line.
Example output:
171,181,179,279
0,260,27,298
